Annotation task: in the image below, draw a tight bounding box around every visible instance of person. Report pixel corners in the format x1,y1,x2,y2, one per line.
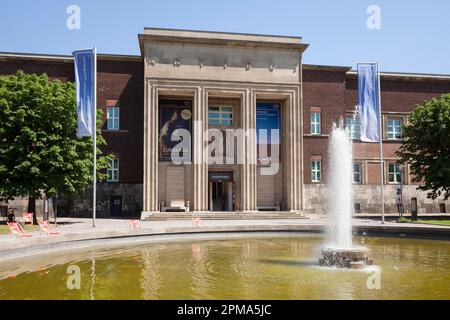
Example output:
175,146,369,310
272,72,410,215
7,208,16,222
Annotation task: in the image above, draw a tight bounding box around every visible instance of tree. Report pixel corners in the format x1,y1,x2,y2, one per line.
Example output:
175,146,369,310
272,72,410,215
0,71,111,223
396,93,450,200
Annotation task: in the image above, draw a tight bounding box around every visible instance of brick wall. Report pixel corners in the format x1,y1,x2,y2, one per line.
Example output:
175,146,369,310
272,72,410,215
1,55,449,215
303,68,450,186
0,55,144,217
302,67,450,213
0,56,144,185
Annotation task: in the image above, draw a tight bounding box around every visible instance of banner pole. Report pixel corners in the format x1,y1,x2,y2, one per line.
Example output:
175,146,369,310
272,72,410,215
377,62,385,224
92,46,97,229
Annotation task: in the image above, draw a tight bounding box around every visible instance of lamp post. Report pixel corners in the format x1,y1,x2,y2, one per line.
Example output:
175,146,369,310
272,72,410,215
396,166,404,219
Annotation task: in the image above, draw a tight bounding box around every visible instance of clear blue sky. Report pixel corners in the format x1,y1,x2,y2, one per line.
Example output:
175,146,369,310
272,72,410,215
0,0,449,74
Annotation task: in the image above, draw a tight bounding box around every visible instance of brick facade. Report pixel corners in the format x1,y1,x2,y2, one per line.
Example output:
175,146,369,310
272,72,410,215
0,54,144,217
0,50,449,216
303,67,450,213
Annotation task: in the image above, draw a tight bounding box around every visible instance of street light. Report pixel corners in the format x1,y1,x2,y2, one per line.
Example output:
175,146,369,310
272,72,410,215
396,166,404,218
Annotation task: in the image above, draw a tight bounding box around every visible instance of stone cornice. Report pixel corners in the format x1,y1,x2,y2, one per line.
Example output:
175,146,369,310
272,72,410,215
139,28,309,55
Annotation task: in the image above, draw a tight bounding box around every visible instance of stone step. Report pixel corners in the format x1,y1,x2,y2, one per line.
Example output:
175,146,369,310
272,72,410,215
143,212,308,221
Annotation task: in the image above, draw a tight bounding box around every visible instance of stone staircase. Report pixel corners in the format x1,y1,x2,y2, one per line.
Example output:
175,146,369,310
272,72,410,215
143,211,308,221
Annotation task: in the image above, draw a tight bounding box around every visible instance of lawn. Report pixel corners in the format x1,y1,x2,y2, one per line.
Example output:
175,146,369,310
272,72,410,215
0,224,39,235
398,218,450,226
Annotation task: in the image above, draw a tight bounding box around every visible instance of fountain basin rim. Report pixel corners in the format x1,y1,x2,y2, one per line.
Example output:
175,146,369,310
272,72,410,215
321,246,369,252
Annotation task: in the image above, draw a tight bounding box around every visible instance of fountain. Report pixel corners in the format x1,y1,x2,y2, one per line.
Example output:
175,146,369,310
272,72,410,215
319,122,372,269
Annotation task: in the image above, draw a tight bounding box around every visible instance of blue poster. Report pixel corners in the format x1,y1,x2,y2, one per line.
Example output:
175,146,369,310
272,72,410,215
256,103,280,145
73,49,96,137
159,101,192,161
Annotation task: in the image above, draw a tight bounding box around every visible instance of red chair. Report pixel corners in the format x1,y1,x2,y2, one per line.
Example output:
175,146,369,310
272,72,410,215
129,219,141,230
37,220,59,236
7,222,32,238
23,213,33,224
192,216,202,226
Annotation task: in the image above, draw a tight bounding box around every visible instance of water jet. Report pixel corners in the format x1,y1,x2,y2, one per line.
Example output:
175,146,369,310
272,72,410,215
319,122,372,269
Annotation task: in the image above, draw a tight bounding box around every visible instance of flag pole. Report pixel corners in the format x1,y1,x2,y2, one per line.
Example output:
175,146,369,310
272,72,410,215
92,46,97,229
377,62,385,224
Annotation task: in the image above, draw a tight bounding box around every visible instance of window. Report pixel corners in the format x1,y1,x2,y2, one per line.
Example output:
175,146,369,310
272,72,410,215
311,112,321,134
388,163,402,184
208,105,233,126
107,107,120,130
346,115,361,140
387,117,402,140
107,159,119,182
311,160,321,182
353,162,362,183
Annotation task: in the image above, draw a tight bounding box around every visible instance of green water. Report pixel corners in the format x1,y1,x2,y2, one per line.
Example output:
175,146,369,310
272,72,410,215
0,235,449,300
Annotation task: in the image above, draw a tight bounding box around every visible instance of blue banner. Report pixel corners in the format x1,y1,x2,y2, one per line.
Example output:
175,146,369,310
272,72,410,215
357,63,380,142
73,49,96,137
256,103,280,145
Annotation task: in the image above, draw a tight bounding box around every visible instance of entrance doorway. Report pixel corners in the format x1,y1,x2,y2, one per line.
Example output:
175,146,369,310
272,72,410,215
110,195,123,217
208,171,234,212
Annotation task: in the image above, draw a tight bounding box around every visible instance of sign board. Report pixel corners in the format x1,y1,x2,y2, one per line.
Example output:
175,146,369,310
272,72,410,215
208,171,233,182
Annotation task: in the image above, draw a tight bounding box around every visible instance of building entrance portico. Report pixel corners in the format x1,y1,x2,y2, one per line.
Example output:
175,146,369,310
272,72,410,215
139,28,308,219
209,171,234,212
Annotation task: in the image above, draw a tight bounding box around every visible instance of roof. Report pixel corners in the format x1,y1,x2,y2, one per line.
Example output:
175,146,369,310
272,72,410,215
138,27,309,54
346,69,450,82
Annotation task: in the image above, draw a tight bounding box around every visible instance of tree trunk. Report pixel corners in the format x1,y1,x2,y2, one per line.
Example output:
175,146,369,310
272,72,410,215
27,197,37,225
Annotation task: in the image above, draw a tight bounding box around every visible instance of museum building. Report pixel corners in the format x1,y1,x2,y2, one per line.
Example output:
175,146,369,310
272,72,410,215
0,28,449,218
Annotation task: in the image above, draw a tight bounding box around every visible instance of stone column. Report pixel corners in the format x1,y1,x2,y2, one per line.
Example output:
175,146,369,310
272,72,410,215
285,91,302,212
192,87,208,212
240,89,258,212
141,82,159,219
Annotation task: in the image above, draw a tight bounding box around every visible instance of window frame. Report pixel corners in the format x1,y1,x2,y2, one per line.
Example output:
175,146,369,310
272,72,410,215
388,163,402,184
310,112,321,135
345,115,361,140
352,162,362,184
208,105,233,126
311,160,321,183
386,117,402,140
107,158,120,182
107,106,120,131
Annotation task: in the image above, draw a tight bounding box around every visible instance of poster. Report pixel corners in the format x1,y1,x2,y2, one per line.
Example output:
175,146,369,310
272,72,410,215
159,101,192,161
256,103,281,162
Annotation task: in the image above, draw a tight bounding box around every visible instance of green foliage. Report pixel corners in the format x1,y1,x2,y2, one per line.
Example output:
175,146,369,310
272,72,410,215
0,71,111,201
396,93,450,200
397,217,409,223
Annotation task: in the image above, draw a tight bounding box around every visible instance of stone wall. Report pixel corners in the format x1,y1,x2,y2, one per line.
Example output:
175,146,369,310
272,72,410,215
56,183,142,218
2,197,55,220
303,184,448,214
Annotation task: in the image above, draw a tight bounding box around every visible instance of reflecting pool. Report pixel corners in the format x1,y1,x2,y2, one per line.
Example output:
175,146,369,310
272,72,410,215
0,235,449,299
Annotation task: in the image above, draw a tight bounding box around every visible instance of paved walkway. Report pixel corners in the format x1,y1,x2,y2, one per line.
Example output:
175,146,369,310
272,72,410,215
1,217,449,261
